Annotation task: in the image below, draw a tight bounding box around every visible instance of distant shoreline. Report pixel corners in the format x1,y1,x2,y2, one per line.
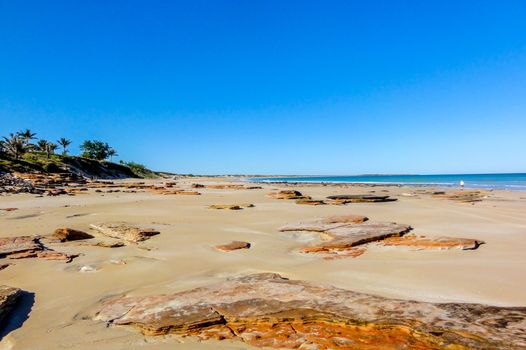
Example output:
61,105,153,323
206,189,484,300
246,173,526,191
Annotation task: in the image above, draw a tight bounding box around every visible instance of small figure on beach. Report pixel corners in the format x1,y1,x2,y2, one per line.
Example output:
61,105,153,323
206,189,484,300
460,180,465,188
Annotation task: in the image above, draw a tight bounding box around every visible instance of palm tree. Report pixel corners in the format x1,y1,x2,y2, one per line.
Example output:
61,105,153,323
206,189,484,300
1,133,27,159
45,142,58,159
36,139,49,152
57,138,72,155
107,148,118,162
17,129,37,146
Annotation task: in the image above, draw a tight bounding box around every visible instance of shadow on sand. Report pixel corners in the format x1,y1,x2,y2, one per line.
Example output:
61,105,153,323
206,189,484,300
0,291,35,340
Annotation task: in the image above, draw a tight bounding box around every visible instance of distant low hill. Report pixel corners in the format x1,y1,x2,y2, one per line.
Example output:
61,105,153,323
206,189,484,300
0,152,160,179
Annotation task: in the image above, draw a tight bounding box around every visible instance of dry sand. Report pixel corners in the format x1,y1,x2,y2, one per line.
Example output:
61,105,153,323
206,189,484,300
1,177,525,349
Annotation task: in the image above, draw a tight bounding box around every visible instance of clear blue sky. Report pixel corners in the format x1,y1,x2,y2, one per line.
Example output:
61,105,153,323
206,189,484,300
1,1,525,175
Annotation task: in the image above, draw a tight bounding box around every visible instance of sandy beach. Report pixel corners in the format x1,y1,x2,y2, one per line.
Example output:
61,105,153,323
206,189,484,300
1,177,525,349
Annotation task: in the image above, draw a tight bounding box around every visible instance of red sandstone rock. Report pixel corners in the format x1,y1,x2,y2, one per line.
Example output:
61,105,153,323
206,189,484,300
382,234,485,250
214,241,251,252
0,236,43,257
36,250,79,262
0,208,18,212
95,273,526,349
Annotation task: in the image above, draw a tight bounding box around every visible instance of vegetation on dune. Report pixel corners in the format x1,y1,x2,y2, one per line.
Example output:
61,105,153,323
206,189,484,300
0,129,159,179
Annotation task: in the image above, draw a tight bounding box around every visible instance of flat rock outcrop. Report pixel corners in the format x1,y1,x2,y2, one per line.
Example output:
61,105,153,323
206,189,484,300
279,215,484,258
304,221,412,253
0,236,43,257
214,241,251,252
89,223,160,243
278,214,369,233
209,204,254,210
95,273,526,349
267,190,306,200
326,194,397,204
433,190,486,203
382,234,485,250
0,285,22,325
0,235,78,262
295,198,325,205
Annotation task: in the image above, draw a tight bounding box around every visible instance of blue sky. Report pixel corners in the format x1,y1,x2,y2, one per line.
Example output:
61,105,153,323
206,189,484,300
1,1,525,174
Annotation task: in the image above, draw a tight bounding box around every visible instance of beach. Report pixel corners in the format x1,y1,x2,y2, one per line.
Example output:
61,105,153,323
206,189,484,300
1,176,525,349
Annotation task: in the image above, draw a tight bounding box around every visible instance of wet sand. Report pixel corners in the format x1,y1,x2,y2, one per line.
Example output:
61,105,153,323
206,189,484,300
1,177,525,349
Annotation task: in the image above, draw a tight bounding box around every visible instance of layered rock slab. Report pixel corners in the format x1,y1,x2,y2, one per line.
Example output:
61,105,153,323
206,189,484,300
89,223,160,243
95,273,526,349
432,190,486,203
382,234,485,250
0,285,21,326
267,190,306,200
209,204,254,210
326,194,397,204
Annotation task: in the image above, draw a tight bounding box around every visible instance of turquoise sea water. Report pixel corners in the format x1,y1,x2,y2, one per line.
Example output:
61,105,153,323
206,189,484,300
249,173,526,191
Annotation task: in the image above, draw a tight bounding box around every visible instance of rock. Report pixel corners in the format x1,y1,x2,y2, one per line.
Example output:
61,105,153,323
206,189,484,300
206,184,246,189
306,222,412,252
0,235,80,262
174,191,201,195
0,236,43,257
382,234,485,250
295,199,325,205
321,214,369,224
52,228,94,242
267,190,306,200
95,273,526,349
191,183,205,188
433,190,485,203
279,217,411,258
0,173,36,194
209,204,254,210
36,250,79,263
278,214,368,233
89,223,160,243
82,241,126,248
0,263,9,270
326,194,397,203
0,208,18,211
0,285,21,325
320,247,366,260
215,241,251,252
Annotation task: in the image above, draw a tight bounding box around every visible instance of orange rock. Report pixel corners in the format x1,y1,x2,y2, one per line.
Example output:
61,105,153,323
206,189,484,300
36,250,79,263
215,241,251,252
267,190,306,200
174,191,201,195
52,228,94,242
209,204,254,210
295,199,325,205
95,273,526,349
321,214,368,224
382,234,484,250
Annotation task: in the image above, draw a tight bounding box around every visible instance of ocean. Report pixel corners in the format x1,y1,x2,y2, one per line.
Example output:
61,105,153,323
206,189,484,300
249,173,526,191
